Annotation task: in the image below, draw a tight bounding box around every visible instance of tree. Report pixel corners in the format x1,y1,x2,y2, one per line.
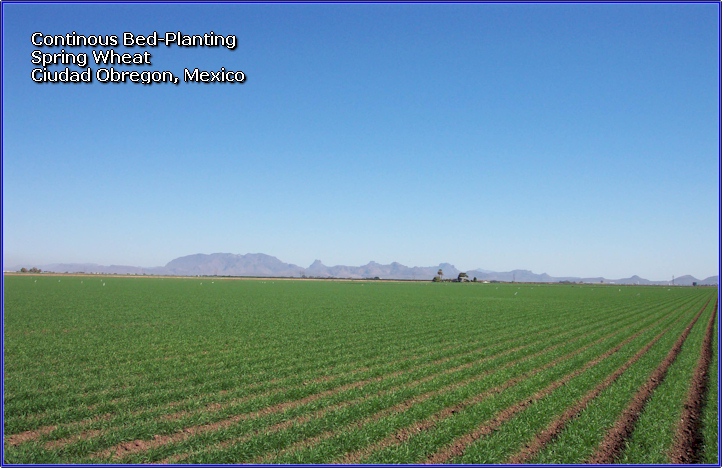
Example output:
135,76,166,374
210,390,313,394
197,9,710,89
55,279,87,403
20,267,27,273
437,269,443,281
432,276,441,282
457,272,468,282
473,277,477,282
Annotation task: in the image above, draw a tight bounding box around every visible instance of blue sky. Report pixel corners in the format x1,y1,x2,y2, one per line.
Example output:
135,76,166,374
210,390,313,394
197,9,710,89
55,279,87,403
2,2,720,280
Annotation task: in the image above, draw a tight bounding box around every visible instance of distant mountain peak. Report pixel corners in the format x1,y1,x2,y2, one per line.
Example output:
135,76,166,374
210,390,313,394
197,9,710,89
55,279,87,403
8,252,718,286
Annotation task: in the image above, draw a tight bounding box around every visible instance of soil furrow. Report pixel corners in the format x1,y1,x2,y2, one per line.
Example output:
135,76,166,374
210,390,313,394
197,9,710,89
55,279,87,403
5,412,115,449
670,299,717,463
5,426,57,447
7,295,691,461
159,405,327,464
12,294,666,441
106,332,515,415
18,338,481,450
91,369,403,460
506,303,709,463
6,339,463,439
6,298,665,449
335,303,682,465
341,323,649,465
108,326,584,463
68,316,597,459
586,298,710,464
251,329,600,465
423,317,678,465
44,430,105,450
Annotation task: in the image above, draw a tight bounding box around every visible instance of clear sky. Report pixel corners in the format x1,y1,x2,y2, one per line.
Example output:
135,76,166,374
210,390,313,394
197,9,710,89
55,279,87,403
2,2,720,280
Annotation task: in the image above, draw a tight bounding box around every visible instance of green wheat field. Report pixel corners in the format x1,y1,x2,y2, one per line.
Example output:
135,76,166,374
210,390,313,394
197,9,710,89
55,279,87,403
3,275,718,464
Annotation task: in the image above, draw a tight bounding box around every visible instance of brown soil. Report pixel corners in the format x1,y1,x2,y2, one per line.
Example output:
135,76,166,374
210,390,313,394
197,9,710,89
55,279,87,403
26,330,524,457
92,365,420,461
5,291,578,454
343,303,685,465
423,323,669,464
44,429,105,450
48,338,464,443
5,412,115,448
5,426,57,446
18,342,436,449
35,374,301,451
586,298,710,464
96,335,554,462
507,315,688,463
340,314,675,466
260,331,589,465
159,411,317,464
670,299,717,463
10,294,692,463
337,330,614,464
147,339,489,426
91,320,592,462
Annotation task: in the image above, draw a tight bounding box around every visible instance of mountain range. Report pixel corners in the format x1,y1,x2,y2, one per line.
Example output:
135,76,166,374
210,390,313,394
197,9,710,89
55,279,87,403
8,252,718,286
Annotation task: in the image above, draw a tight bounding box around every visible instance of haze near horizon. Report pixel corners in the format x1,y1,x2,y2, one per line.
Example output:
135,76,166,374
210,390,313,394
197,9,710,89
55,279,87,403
2,2,720,280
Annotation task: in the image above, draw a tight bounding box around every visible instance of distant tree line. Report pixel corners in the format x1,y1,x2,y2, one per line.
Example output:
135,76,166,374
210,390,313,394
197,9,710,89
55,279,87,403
19,267,42,273
432,271,476,283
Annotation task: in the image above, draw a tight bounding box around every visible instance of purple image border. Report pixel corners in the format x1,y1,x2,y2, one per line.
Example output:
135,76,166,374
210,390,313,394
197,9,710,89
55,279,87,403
0,0,720,467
